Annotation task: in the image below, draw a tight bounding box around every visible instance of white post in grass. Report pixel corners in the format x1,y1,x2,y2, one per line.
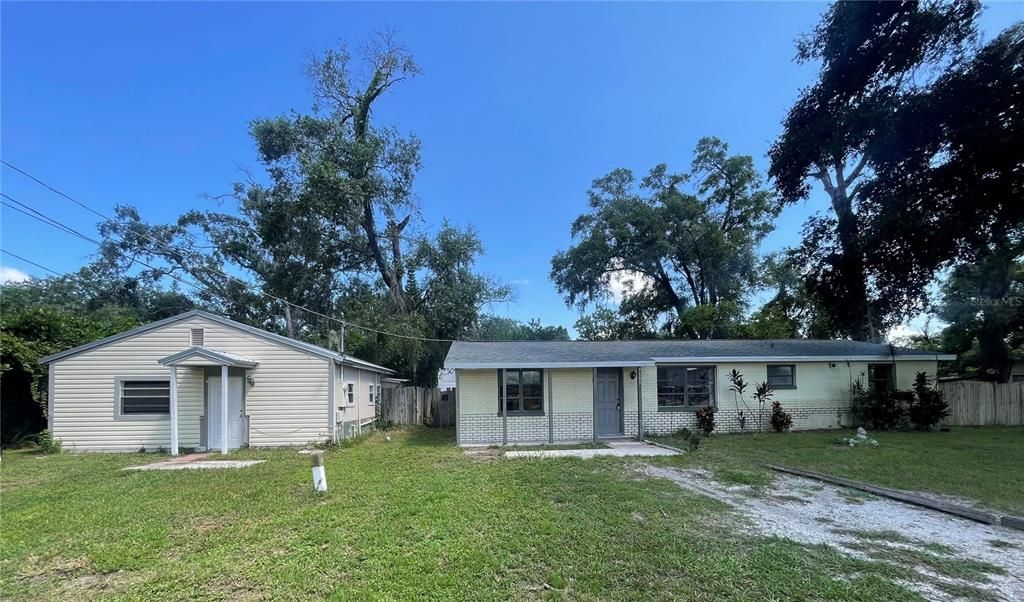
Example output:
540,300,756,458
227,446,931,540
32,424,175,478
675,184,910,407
169,366,179,456
311,451,327,492
220,364,229,454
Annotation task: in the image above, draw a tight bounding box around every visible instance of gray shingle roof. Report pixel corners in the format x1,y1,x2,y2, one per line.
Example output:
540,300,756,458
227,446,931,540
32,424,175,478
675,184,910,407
445,339,954,368
41,310,395,374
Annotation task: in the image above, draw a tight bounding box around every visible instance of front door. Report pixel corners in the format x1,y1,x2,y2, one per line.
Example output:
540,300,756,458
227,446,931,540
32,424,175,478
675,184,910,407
207,375,244,450
595,368,622,436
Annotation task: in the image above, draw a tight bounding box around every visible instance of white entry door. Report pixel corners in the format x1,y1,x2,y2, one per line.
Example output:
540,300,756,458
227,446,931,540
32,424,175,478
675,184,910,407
207,375,244,450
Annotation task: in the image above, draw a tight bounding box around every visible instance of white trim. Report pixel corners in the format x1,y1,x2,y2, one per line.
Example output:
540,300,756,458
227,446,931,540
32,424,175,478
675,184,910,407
446,361,658,369
345,382,356,407
220,365,229,454
649,355,956,363
41,309,394,374
368,382,376,406
169,367,179,456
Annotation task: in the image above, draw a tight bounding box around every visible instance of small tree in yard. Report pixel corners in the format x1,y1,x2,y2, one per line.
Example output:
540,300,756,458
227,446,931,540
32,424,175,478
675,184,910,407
909,372,950,430
753,381,774,432
727,369,776,432
770,401,793,432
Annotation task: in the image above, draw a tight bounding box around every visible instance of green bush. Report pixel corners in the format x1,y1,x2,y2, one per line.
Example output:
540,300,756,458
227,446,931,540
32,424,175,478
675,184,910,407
695,406,716,435
850,374,946,431
35,431,61,454
770,401,793,432
909,372,950,430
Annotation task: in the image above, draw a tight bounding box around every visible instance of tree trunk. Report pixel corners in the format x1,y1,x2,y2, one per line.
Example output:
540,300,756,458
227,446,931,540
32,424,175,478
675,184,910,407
975,245,1015,382
817,160,881,343
283,303,295,339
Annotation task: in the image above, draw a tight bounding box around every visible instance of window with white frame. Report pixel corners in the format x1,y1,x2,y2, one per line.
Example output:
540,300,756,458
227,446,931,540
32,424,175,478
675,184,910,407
346,382,355,406
376,383,382,405
368,382,375,405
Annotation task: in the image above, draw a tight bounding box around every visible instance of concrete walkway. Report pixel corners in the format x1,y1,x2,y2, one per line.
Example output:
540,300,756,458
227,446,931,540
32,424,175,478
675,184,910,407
504,441,679,459
123,454,264,471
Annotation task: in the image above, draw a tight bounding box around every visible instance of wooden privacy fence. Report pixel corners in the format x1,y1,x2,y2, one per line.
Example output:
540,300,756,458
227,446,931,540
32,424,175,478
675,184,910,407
937,381,1024,426
378,386,456,428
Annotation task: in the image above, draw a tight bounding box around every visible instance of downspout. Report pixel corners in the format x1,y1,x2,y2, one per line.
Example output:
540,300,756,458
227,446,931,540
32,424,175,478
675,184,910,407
328,361,337,442
455,369,461,445
636,366,643,439
547,369,554,444
592,368,598,443
501,368,508,445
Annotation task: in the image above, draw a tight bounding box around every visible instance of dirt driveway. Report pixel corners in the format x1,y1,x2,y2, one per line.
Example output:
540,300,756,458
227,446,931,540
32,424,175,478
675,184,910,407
642,464,1024,602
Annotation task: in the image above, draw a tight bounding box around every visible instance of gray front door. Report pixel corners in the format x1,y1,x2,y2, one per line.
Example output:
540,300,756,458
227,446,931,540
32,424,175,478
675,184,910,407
595,368,622,436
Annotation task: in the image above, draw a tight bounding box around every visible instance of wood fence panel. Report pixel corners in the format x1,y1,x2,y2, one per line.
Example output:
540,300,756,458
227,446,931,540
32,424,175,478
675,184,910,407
379,386,456,427
937,381,1023,426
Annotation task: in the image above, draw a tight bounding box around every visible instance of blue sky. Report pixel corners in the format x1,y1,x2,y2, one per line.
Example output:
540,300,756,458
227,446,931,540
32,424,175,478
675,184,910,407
2,2,1020,334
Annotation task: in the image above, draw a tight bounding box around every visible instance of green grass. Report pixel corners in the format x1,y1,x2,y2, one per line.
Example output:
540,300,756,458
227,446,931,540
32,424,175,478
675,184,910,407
1,428,931,600
653,427,1024,515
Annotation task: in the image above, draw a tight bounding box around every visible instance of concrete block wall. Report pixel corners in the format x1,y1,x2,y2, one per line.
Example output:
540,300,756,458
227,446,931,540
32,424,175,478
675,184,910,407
458,360,938,443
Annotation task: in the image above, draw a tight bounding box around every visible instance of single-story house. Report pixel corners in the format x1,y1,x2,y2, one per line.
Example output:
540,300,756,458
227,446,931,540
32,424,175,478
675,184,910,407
40,310,394,453
444,340,955,445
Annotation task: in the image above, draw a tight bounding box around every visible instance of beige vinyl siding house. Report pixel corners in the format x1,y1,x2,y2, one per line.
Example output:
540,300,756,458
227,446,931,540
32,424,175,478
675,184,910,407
446,340,955,446
41,310,394,453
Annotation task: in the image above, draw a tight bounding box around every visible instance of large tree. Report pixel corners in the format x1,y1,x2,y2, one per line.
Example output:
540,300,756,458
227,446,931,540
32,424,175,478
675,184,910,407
552,137,776,339
96,36,511,384
861,22,1024,380
769,0,981,342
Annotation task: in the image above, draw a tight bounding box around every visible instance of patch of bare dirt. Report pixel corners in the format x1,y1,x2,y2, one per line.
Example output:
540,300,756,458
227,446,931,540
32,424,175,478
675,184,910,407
17,555,126,596
462,447,502,463
640,464,1024,602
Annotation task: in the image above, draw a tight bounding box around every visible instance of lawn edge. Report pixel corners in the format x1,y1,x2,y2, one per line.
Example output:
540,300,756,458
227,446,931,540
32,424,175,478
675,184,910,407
762,463,1024,531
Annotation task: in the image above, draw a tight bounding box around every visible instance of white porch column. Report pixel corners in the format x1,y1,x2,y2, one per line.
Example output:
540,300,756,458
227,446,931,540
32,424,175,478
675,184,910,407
220,364,229,454
169,366,179,456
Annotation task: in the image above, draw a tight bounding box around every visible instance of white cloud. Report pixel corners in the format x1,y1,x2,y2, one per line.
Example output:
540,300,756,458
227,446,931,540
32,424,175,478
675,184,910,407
887,313,946,345
508,279,530,286
607,269,652,303
0,266,30,284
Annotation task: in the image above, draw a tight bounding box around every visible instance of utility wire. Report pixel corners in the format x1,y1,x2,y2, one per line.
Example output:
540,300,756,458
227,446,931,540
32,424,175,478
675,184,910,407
1,248,204,318
0,166,460,343
1,249,64,277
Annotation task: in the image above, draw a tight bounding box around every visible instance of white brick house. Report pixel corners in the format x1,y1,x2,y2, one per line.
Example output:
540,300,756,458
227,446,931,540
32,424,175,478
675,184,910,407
444,340,955,446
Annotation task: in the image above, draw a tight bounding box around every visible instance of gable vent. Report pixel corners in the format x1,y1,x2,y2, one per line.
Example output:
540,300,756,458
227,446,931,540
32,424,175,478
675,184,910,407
190,328,205,347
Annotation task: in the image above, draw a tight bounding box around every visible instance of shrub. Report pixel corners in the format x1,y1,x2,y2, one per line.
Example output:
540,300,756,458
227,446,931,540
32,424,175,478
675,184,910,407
909,372,950,430
667,427,701,451
695,406,716,435
35,431,61,454
849,380,915,431
770,401,793,432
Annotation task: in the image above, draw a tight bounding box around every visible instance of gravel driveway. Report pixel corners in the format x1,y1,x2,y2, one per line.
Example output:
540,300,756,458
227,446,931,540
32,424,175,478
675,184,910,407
642,464,1024,601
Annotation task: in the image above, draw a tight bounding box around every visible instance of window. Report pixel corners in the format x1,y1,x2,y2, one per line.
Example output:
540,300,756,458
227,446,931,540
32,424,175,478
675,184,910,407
120,379,170,415
497,369,544,413
368,383,375,406
868,364,894,393
190,328,205,347
657,366,714,409
346,383,355,407
766,364,796,389
376,384,382,405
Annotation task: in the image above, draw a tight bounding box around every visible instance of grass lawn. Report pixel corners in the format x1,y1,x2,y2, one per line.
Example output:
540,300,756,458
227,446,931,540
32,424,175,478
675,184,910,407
1,428,935,600
653,426,1024,515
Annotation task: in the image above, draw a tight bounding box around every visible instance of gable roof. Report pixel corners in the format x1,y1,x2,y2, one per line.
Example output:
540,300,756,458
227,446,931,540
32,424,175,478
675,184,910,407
40,310,395,374
158,347,259,368
444,339,955,369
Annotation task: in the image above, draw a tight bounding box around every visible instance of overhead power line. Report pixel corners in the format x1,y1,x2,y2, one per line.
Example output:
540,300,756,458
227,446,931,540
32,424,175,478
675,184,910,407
0,164,459,343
